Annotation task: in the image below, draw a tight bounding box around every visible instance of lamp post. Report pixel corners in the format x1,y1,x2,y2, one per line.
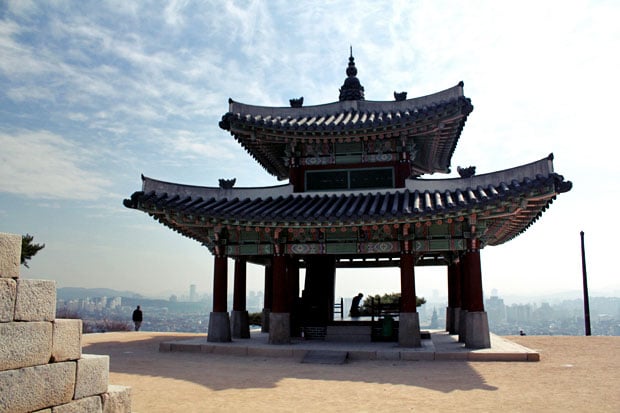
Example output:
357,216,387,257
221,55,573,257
580,231,591,336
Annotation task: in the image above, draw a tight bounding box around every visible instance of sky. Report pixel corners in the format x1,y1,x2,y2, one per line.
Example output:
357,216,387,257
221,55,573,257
1,0,619,303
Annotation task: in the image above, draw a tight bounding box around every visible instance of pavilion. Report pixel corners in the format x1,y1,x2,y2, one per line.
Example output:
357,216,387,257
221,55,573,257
124,52,571,348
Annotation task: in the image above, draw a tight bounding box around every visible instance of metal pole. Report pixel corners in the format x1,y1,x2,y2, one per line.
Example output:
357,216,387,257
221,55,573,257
580,231,591,336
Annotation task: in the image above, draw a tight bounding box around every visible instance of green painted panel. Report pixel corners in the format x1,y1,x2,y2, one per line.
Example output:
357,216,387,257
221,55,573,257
336,154,362,164
429,239,449,251
325,243,358,254
335,142,362,154
238,244,258,255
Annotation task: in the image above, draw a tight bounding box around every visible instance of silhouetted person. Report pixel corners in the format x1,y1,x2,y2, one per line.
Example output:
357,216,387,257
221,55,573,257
132,305,143,331
350,293,364,318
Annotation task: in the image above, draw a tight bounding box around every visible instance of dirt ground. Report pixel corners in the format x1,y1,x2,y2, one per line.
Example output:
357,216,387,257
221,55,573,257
82,332,620,413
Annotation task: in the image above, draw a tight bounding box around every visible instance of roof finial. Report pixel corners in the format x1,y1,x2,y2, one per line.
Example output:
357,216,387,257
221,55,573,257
339,47,364,101
346,47,358,77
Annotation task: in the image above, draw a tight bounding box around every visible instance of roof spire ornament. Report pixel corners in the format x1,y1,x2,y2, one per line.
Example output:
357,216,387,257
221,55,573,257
339,47,365,101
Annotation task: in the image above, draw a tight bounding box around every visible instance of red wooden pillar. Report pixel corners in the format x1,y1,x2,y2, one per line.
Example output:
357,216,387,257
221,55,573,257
272,253,288,313
212,255,228,313
233,258,247,312
231,258,250,339
288,257,300,336
288,257,299,307
400,252,417,312
464,238,484,312
458,256,468,342
269,251,291,344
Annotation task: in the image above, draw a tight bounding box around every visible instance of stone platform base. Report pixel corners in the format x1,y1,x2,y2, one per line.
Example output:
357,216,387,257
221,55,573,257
466,311,491,349
207,312,231,343
398,312,421,348
231,310,250,339
268,312,290,344
160,330,540,362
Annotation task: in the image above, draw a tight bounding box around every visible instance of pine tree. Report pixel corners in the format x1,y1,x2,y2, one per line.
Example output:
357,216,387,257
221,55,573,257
21,234,45,268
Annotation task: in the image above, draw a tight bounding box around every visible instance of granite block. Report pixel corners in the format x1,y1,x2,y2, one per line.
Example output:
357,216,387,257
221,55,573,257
14,279,56,321
0,321,52,371
0,278,16,322
0,361,76,413
74,354,109,400
52,319,82,362
0,232,21,278
101,385,132,413
52,395,102,413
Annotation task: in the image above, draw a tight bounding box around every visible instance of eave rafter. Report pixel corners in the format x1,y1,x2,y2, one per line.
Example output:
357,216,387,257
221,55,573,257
228,111,468,179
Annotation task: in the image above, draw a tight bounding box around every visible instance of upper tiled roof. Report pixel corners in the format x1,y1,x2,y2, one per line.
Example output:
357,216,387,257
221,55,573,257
219,83,473,179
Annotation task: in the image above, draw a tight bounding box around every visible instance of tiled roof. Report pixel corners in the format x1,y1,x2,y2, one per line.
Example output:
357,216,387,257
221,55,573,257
123,156,572,248
219,83,473,179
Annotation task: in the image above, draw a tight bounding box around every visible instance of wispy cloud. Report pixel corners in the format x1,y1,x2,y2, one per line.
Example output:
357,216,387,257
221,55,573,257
0,130,113,200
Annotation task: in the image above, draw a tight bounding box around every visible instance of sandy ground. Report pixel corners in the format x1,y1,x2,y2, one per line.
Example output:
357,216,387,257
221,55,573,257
83,332,620,413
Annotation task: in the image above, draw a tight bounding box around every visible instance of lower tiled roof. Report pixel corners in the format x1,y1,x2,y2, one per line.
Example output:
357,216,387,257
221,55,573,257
123,156,572,248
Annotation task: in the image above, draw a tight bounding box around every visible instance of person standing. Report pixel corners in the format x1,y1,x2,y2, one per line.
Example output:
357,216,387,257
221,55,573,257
349,293,364,318
132,305,143,331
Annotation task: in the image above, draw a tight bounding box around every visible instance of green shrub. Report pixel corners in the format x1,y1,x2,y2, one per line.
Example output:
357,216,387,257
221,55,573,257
248,312,262,326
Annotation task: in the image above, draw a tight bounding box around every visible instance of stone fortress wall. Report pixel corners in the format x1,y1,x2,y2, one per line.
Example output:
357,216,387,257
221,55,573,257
0,232,132,413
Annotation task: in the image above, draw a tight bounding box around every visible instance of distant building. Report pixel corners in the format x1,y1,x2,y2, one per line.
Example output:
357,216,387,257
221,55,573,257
189,284,197,302
486,294,507,325
507,304,532,324
108,297,122,309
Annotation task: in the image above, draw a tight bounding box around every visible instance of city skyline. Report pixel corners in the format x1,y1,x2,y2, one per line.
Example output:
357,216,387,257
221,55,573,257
2,1,619,299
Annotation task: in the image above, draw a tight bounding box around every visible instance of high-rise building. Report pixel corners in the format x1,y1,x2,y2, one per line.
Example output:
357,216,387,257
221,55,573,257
189,284,197,302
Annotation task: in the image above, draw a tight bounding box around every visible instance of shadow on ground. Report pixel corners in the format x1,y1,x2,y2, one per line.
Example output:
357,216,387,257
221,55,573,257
83,333,498,394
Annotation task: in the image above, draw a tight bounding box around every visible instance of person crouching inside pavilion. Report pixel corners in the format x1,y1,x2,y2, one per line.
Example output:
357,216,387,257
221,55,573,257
350,293,364,318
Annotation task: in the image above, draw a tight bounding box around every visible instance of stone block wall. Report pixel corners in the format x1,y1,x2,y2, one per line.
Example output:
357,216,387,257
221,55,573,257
0,232,132,413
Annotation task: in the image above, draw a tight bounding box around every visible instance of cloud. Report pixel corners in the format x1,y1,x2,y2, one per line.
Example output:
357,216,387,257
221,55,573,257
0,130,113,200
163,131,237,161
5,86,55,102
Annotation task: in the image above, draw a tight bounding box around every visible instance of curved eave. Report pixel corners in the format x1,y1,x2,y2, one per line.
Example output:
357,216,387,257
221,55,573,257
219,83,473,179
123,155,572,249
